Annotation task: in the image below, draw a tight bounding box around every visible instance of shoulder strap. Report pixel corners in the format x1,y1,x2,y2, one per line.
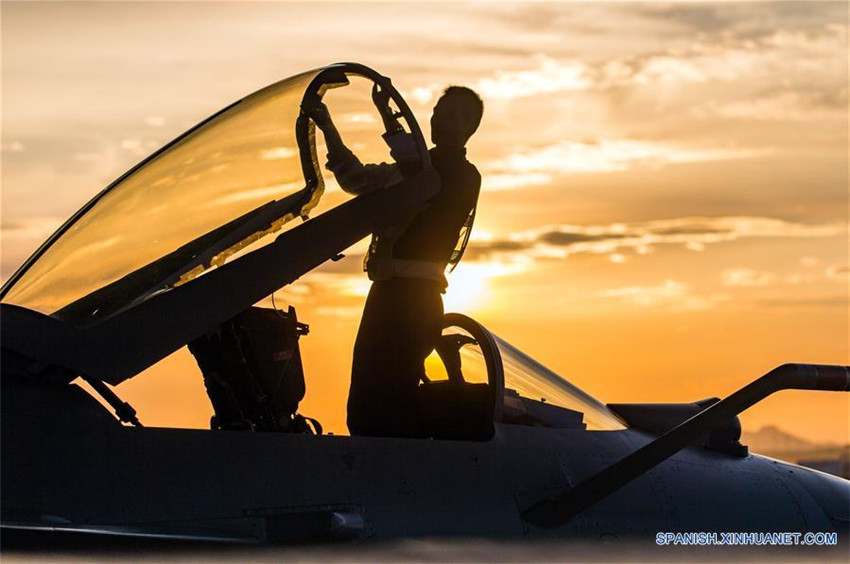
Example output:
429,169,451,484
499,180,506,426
447,205,476,273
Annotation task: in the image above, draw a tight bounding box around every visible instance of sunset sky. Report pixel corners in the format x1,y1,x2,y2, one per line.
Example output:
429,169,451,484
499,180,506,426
2,2,848,442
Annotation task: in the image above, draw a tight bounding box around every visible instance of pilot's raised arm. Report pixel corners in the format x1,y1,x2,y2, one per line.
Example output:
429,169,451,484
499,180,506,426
306,102,401,195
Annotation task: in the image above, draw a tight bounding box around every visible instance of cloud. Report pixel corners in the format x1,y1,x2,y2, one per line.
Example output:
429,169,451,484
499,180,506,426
825,264,849,281
408,9,843,112
594,34,836,94
315,306,363,319
630,4,738,34
410,87,437,105
566,6,848,132
205,181,303,207
754,296,848,312
1,216,63,240
609,22,842,87
1,216,66,281
537,231,628,246
596,279,727,311
466,216,846,262
783,272,817,286
260,146,297,160
482,173,551,192
484,140,770,182
721,268,774,287
73,152,105,162
609,253,627,264
343,112,377,124
144,116,166,127
406,6,845,124
462,240,529,261
1,141,25,152
120,138,145,155
627,53,748,85
629,3,846,54
411,56,593,104
697,91,848,122
301,272,372,298
631,2,845,36
476,56,593,100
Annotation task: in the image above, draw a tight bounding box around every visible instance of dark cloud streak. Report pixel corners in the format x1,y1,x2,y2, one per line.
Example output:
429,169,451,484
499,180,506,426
464,216,845,262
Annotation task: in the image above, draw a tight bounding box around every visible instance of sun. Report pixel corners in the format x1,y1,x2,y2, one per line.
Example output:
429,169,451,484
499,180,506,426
443,259,528,313
443,265,488,312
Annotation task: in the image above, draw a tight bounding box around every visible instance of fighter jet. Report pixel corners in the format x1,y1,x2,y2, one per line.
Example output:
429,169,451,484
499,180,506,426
1,63,848,547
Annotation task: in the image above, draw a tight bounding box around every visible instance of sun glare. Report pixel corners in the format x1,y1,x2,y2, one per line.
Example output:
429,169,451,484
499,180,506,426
443,259,528,313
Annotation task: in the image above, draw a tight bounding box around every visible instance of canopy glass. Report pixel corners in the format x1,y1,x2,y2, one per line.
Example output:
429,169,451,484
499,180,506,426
433,315,626,433
495,334,626,431
3,70,323,319
1,64,423,327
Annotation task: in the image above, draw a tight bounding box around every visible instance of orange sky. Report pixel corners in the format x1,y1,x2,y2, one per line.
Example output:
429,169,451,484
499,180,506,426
2,2,848,443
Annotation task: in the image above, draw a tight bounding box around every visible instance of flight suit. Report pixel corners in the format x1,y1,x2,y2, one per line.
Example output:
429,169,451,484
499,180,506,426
327,145,481,437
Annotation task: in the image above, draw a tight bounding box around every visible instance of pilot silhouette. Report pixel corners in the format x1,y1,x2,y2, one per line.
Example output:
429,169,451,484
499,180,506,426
308,85,483,437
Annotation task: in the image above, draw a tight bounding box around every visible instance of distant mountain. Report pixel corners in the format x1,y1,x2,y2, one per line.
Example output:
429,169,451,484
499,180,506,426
743,425,848,466
743,425,839,454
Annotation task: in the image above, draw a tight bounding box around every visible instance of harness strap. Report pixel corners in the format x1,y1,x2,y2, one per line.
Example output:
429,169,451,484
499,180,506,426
368,259,447,289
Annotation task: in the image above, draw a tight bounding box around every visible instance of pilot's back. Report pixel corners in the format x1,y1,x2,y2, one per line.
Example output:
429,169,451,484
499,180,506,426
391,145,481,267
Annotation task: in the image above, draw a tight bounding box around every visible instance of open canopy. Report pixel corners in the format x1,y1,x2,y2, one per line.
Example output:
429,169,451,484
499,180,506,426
3,70,321,320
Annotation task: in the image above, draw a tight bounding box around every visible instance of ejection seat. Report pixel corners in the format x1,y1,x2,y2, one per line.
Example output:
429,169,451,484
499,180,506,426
418,316,497,441
189,306,321,434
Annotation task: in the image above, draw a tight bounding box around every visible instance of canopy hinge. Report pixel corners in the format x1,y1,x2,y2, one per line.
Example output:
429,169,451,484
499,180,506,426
80,374,143,427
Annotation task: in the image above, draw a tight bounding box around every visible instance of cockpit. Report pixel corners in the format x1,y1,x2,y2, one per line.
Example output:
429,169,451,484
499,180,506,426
0,63,625,440
423,315,625,439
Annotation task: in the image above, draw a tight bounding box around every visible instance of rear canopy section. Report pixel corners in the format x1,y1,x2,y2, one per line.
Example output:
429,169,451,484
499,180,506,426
432,314,626,435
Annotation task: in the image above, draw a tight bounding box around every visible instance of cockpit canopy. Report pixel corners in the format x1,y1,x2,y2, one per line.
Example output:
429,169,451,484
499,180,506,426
0,62,625,436
1,64,426,327
4,70,322,320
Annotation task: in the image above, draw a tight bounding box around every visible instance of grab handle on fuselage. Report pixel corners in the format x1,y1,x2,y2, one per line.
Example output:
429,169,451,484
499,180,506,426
523,363,850,529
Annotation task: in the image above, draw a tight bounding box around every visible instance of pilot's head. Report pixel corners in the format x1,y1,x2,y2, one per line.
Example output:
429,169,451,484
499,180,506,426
431,86,484,150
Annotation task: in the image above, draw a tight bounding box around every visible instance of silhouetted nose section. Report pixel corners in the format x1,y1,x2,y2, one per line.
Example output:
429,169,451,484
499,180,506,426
524,363,850,529
779,460,850,538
